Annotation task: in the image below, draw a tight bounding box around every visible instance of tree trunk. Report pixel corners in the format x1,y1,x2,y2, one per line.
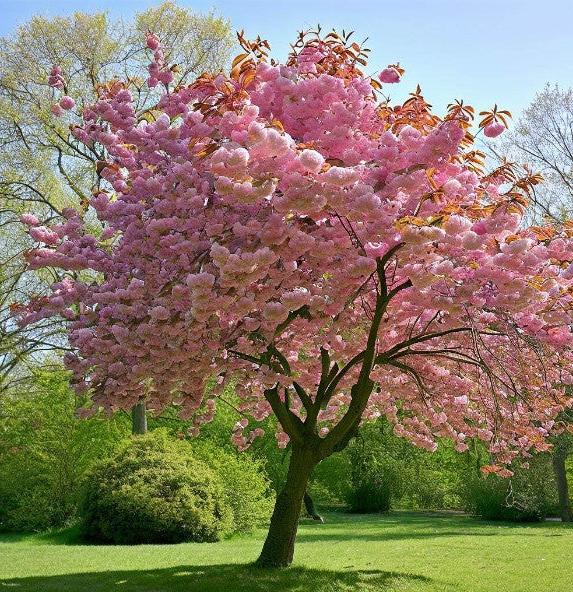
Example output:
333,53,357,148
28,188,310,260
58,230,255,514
256,446,318,567
303,491,324,522
552,451,572,522
131,400,147,435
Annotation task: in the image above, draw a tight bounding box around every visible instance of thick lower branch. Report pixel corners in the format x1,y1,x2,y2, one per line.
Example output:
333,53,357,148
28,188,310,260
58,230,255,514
264,386,305,445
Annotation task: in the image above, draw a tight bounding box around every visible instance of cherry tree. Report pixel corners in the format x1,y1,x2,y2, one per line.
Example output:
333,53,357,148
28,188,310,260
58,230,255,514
18,29,573,567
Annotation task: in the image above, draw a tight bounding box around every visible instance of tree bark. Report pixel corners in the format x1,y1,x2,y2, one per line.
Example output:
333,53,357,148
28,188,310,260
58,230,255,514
552,450,572,522
131,400,147,435
256,445,318,567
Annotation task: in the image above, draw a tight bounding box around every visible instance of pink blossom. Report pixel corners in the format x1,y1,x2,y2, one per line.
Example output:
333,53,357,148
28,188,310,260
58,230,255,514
379,67,401,83
59,96,75,110
322,166,359,187
20,213,39,226
186,272,216,291
149,306,170,321
48,65,65,88
350,256,377,277
28,226,59,245
483,121,505,138
281,288,310,311
51,104,65,116
146,32,161,51
298,149,325,173
17,30,573,482
263,302,289,323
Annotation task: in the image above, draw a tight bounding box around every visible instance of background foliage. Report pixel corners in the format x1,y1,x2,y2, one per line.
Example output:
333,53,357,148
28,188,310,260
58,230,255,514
0,369,126,531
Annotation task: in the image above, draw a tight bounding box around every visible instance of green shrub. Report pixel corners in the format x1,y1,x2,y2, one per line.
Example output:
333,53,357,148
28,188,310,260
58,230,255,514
0,369,127,532
149,394,275,532
346,425,396,513
192,441,274,532
461,456,557,522
80,430,233,544
347,475,392,513
395,441,466,510
462,476,541,522
309,452,352,507
342,420,472,512
0,371,272,536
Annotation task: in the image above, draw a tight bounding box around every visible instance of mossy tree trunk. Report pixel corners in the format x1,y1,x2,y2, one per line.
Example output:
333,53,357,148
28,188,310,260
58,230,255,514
131,400,147,435
256,445,319,567
552,450,572,522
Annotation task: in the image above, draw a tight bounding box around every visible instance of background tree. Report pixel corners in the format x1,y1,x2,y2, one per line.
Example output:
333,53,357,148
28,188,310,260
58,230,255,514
501,85,573,223
501,85,573,518
18,29,573,568
0,368,127,531
0,2,233,408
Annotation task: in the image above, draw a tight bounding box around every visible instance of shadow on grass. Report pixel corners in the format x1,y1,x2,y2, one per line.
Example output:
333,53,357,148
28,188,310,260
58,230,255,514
298,529,499,543
296,511,571,543
0,564,431,592
0,525,84,546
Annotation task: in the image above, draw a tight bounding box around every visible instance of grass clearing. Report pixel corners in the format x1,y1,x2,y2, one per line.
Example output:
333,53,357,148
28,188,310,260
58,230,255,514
1,511,571,591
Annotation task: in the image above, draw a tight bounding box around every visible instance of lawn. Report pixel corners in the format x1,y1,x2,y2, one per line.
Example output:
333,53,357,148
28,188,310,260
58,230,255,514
1,511,571,592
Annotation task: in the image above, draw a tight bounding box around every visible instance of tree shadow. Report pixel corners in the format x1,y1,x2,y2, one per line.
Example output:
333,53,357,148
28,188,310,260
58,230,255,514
296,511,571,543
0,525,85,546
0,563,432,592
298,529,500,543
3,511,568,548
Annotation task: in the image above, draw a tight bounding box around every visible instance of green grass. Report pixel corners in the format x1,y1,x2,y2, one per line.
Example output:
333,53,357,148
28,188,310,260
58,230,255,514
1,511,572,591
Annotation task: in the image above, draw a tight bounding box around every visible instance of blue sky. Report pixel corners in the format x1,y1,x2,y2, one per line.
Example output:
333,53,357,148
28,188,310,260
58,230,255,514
1,0,572,119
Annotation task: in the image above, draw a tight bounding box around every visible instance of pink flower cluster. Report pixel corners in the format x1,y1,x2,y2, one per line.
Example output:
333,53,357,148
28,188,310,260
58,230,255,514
484,121,505,138
379,66,401,84
47,65,76,116
146,33,174,88
48,65,64,88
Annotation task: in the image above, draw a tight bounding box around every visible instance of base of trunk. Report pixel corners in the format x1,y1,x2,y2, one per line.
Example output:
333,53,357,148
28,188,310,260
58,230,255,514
256,446,317,568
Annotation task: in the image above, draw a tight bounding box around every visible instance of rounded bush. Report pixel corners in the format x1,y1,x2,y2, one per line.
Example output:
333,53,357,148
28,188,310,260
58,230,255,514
80,430,232,544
